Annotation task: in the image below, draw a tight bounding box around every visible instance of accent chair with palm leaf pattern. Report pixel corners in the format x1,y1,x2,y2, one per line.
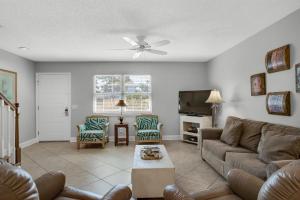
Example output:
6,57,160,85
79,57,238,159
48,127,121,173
77,115,109,149
133,114,163,144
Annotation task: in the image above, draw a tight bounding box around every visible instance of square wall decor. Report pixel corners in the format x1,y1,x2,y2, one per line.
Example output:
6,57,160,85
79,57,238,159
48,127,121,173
296,63,300,93
266,91,290,116
265,45,290,73
0,68,17,104
251,73,266,96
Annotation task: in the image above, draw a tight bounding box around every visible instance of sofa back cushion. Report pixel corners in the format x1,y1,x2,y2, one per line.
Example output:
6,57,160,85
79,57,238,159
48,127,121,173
239,119,266,152
220,116,243,146
258,131,300,163
85,116,108,130
261,123,300,136
136,115,159,130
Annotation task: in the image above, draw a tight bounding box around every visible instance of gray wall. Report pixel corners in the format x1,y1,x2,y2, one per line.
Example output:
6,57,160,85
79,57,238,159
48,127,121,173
0,49,36,143
35,62,210,138
208,10,300,127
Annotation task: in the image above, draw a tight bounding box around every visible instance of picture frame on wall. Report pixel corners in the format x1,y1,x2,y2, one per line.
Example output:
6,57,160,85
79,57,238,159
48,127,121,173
265,45,290,73
296,63,300,93
0,68,17,104
251,73,266,96
266,91,290,116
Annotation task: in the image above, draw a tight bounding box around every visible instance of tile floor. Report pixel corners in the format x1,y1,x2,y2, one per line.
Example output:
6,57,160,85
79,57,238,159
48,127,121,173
21,141,226,197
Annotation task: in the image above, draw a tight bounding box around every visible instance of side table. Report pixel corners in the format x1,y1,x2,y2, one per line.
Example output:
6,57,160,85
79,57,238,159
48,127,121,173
114,123,129,146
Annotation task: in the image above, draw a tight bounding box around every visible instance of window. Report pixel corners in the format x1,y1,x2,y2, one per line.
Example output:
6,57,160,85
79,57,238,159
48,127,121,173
94,75,152,114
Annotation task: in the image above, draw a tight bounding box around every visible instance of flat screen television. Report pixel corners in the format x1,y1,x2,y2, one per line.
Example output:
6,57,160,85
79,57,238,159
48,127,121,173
178,90,212,116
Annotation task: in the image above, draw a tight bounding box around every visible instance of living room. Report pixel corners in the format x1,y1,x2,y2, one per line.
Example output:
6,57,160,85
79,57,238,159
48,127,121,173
0,1,300,200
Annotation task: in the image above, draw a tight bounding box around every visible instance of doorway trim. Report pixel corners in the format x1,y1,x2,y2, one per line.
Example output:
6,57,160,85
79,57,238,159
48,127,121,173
36,72,72,142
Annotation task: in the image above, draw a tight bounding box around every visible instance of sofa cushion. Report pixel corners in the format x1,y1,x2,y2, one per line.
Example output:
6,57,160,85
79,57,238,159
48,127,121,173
137,130,160,141
239,119,265,152
262,123,300,136
225,152,267,179
220,116,243,146
258,132,300,163
85,118,107,130
203,140,252,161
79,130,104,142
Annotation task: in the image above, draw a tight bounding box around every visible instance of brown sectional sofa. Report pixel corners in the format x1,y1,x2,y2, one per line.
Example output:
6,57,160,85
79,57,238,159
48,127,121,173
200,116,300,179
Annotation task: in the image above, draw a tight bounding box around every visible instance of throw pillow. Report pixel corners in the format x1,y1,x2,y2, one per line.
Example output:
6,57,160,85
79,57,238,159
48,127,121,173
258,132,300,163
239,119,266,152
220,117,243,146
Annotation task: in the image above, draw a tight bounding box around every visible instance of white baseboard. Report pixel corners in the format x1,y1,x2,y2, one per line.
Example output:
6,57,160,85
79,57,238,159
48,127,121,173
69,134,180,143
20,138,39,148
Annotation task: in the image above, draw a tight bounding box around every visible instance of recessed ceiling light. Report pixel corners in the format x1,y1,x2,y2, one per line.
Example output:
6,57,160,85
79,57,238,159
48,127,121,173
18,47,29,51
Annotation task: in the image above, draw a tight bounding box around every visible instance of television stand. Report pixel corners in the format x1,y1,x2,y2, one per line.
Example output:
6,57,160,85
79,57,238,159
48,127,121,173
180,115,212,147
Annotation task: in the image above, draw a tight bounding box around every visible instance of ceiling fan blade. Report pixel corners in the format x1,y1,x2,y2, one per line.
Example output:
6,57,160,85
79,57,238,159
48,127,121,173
123,37,138,46
133,51,142,59
145,49,168,55
151,40,170,47
111,46,139,50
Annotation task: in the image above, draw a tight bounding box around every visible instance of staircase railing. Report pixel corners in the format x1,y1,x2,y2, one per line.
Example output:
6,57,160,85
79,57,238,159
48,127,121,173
0,92,20,165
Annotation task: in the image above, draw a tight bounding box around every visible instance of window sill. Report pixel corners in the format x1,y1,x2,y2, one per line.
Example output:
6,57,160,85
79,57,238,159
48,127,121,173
92,112,153,117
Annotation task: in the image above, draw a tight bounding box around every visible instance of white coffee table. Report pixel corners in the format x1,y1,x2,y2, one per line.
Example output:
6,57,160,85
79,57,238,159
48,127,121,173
131,145,175,198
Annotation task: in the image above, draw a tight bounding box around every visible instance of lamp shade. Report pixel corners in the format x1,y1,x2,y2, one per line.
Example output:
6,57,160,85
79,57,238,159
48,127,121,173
116,99,127,107
206,89,223,104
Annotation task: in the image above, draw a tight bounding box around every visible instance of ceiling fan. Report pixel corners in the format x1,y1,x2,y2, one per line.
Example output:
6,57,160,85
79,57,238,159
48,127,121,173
114,36,170,59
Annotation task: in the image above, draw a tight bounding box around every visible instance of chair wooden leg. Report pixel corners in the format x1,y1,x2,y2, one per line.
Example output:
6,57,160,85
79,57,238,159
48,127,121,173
77,142,80,150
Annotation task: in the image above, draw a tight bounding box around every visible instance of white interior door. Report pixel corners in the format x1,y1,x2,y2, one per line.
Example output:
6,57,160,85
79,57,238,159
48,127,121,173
36,73,71,141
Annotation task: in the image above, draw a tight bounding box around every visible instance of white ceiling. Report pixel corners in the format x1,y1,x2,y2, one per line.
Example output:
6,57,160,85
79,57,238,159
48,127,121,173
0,0,300,62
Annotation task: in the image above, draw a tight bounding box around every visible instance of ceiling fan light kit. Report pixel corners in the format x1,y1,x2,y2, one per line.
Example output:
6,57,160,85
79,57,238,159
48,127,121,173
119,36,170,59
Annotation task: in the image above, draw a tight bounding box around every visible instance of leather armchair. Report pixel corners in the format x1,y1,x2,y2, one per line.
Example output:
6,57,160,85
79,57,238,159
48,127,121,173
164,159,300,200
0,160,132,200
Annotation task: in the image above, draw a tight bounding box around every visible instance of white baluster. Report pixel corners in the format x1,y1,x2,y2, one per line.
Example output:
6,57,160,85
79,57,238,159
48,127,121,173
7,106,11,160
0,100,4,158
3,104,9,159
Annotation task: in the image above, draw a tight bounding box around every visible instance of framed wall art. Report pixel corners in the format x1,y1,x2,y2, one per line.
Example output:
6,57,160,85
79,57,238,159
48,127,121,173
266,91,290,116
265,45,290,73
296,63,300,93
0,68,17,104
251,73,266,96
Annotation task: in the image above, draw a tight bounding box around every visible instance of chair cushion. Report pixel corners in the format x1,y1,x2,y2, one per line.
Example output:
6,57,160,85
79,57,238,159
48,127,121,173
258,131,300,163
220,116,243,146
136,115,158,130
239,119,266,152
80,130,104,142
137,130,160,141
203,140,252,161
225,152,267,179
85,117,107,130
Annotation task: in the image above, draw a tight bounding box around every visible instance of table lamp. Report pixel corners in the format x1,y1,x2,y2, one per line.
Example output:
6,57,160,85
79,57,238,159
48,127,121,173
116,99,127,124
206,89,223,127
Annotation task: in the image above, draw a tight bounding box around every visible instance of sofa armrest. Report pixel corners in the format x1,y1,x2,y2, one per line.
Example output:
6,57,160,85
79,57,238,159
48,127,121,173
227,169,264,200
200,128,223,140
191,185,233,200
133,123,138,130
199,128,223,158
164,185,194,200
35,171,66,200
157,122,163,130
102,185,132,200
60,186,102,200
266,159,295,178
77,124,86,132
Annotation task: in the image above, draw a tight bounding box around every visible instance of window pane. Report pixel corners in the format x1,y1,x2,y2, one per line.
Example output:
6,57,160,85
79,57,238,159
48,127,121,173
124,75,151,93
125,93,151,112
94,75,121,113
